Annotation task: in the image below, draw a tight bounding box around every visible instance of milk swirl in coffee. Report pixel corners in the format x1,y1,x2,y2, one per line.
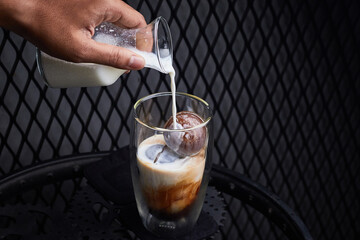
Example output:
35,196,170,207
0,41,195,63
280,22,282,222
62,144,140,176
137,134,206,218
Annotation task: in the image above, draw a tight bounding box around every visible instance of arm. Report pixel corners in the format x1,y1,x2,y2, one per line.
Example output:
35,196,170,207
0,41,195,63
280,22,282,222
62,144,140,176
0,0,145,70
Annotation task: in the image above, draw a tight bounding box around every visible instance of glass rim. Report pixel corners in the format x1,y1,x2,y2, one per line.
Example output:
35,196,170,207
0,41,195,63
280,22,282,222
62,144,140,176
133,92,212,132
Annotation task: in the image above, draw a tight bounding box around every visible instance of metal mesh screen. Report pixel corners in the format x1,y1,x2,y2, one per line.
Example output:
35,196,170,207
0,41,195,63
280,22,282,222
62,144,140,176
1,0,359,239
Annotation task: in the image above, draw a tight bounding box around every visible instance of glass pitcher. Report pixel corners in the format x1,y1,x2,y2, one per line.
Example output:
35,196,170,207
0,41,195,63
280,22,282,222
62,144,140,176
36,17,173,88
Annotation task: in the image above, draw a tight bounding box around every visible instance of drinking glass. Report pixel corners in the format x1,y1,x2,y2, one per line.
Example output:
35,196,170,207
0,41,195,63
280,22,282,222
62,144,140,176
36,17,173,87
130,92,213,238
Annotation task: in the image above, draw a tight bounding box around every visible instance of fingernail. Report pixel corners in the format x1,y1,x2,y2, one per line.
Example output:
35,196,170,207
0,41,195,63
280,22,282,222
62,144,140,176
129,56,145,69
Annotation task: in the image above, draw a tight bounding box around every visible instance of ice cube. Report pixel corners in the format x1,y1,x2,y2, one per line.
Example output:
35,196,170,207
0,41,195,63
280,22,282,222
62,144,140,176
145,144,164,161
157,147,182,164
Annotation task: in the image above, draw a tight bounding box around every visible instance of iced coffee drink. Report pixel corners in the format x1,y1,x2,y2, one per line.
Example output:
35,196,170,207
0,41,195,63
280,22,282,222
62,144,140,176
131,93,212,237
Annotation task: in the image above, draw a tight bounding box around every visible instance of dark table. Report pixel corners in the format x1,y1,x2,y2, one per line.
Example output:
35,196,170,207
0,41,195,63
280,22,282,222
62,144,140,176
0,148,312,240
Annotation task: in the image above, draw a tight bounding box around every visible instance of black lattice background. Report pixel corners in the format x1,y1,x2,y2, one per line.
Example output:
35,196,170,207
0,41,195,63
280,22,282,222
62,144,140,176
1,0,360,239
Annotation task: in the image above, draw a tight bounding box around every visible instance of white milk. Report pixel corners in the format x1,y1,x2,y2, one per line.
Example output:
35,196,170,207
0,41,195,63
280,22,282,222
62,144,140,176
169,71,177,126
38,31,130,88
39,53,127,88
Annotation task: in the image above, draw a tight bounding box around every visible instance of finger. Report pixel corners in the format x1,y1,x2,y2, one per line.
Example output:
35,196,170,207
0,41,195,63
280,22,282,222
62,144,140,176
83,40,145,70
135,24,154,52
105,1,146,29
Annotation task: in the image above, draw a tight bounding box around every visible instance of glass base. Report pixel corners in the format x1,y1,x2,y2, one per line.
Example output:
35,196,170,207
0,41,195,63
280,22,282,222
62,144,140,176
143,212,197,238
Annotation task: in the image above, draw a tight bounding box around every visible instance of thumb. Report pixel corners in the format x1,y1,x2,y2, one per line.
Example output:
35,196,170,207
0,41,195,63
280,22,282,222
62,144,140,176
83,40,145,70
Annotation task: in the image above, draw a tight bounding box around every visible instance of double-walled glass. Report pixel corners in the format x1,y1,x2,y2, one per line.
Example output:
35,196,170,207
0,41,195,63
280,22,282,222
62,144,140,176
131,92,213,237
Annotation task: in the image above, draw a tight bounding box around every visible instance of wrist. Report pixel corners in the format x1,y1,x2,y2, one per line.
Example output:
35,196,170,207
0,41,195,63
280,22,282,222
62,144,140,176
0,0,18,28
0,0,37,34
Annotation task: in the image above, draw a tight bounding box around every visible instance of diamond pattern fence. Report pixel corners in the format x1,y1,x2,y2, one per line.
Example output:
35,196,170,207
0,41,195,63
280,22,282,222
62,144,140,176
1,0,360,239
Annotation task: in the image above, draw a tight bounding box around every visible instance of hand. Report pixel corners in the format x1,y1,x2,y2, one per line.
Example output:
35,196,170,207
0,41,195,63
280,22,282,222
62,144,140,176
0,0,146,70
